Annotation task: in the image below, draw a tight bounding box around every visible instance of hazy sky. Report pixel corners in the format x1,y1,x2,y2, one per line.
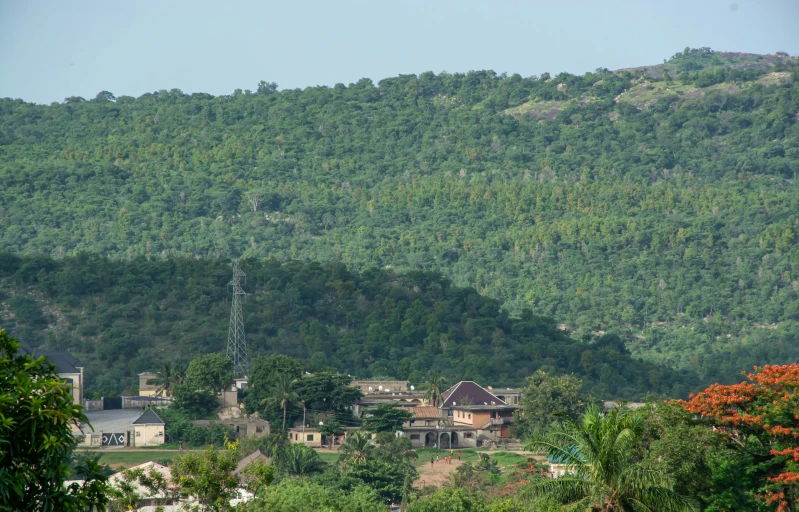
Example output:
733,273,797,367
1,0,798,104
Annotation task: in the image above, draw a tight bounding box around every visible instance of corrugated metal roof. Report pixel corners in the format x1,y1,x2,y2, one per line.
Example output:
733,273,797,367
411,406,440,418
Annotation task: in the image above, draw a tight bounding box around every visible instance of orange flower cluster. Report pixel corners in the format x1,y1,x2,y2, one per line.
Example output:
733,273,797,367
681,364,799,511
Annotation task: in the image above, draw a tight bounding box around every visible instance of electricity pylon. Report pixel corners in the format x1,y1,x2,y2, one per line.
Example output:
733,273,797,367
226,260,248,378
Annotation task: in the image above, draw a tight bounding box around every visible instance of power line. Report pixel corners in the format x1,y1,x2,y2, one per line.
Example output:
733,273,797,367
226,260,248,378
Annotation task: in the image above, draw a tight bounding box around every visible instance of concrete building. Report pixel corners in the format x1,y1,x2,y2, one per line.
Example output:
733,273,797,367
20,348,84,406
288,426,358,448
350,380,410,394
191,418,270,439
133,409,166,447
138,372,162,397
441,381,517,441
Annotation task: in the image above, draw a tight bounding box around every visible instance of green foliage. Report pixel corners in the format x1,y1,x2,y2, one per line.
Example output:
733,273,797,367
362,403,413,433
523,405,697,511
408,487,489,512
158,407,232,447
242,478,388,512
293,372,362,415
274,443,326,477
170,447,239,512
245,354,302,415
239,459,274,496
0,256,693,398
170,384,219,419
642,402,725,508
236,432,288,458
337,431,374,465
186,353,233,392
0,328,110,512
512,370,587,438
344,458,413,504
1,56,798,387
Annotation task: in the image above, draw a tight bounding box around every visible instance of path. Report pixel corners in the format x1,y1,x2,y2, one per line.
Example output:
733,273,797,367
414,457,465,488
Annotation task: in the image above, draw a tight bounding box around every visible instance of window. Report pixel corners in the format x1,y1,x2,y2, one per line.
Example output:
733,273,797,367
411,434,420,440
468,414,471,420
307,434,314,441
464,433,473,439
447,410,453,417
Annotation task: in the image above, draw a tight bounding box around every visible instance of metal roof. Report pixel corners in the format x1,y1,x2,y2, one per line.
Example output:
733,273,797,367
132,409,165,425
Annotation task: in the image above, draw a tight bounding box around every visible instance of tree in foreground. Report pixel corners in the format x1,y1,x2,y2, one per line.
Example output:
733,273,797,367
523,405,696,512
170,446,239,512
682,364,799,512
242,478,388,512
0,328,109,512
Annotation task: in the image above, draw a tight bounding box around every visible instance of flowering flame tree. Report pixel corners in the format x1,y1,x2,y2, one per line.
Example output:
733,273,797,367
682,364,799,512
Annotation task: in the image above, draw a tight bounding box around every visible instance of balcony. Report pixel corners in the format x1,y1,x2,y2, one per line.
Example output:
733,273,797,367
490,417,512,426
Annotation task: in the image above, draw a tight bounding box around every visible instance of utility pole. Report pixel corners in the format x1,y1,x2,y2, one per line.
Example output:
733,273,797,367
302,401,306,442
226,260,249,378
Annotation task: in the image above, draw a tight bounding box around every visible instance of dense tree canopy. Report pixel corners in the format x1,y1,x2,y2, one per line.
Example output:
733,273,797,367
0,255,695,399
0,51,797,386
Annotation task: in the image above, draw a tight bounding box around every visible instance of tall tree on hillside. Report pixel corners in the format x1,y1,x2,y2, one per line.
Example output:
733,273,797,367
423,372,447,407
523,405,696,512
262,374,299,432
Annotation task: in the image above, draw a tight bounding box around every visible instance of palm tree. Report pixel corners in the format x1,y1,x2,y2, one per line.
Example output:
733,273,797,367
275,444,324,477
146,361,184,397
338,431,374,465
261,374,299,432
423,371,448,407
523,405,697,512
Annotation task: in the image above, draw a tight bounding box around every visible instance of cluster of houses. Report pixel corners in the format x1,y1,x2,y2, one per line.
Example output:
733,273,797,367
292,379,521,450
30,348,523,451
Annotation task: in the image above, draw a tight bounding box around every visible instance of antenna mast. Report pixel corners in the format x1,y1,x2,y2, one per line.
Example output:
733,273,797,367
226,260,248,378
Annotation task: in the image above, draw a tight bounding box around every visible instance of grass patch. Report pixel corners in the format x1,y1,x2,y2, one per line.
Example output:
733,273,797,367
414,448,479,464
317,451,340,465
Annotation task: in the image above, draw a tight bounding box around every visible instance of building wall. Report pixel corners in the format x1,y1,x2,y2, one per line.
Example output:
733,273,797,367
351,380,409,394
138,372,161,396
289,430,322,447
134,424,165,447
60,371,83,406
452,409,490,428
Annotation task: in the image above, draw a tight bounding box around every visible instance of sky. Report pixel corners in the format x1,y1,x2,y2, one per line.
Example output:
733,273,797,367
1,0,798,104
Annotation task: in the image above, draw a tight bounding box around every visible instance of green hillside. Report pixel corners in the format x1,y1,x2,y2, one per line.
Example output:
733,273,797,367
1,48,798,383
0,254,693,399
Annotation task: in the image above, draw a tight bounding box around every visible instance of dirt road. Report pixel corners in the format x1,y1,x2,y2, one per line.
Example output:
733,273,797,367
414,458,464,488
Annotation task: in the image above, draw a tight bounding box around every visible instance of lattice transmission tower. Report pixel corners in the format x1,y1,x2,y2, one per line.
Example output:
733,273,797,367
226,260,249,377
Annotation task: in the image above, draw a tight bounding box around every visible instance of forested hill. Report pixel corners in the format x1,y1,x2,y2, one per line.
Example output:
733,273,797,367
0,254,694,399
1,48,798,384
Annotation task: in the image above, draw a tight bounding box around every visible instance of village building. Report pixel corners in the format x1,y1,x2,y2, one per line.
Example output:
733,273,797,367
288,426,359,448
138,372,162,397
20,348,84,406
394,381,519,448
133,409,166,447
191,417,270,439
350,379,410,394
